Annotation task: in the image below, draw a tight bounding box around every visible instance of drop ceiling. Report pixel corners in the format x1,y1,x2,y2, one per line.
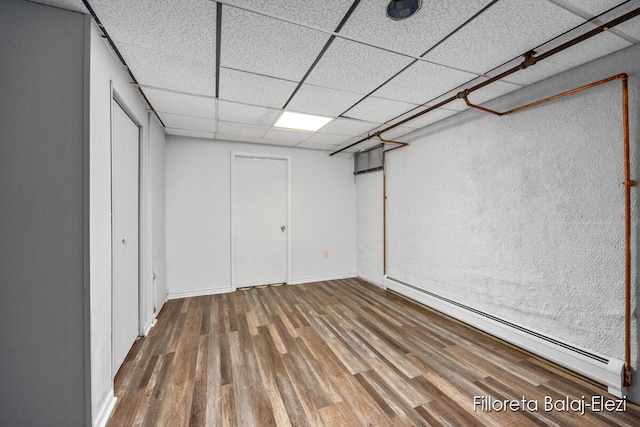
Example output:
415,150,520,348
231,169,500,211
28,0,640,153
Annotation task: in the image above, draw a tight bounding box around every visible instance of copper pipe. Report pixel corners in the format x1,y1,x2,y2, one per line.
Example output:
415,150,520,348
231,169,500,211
464,73,634,388
376,133,409,275
622,76,634,388
330,6,640,157
463,74,628,116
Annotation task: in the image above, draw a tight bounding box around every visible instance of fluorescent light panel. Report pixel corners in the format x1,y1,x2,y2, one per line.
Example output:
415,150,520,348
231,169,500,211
274,111,332,132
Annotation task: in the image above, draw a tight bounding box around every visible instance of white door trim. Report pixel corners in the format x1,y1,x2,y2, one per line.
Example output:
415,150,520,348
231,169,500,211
230,151,291,290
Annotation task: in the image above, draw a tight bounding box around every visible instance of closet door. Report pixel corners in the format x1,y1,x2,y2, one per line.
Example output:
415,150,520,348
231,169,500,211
112,100,139,375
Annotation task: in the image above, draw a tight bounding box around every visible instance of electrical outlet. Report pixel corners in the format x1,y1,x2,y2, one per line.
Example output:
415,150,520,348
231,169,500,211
323,250,328,258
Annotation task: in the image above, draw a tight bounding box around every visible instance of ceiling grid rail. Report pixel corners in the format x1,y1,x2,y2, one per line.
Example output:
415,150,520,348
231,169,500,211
81,0,165,127
281,0,362,110
338,0,500,119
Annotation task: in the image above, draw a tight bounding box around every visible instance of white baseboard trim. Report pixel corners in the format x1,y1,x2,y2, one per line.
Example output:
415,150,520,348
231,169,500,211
143,317,156,337
288,273,356,285
93,392,117,427
383,275,626,398
168,286,233,299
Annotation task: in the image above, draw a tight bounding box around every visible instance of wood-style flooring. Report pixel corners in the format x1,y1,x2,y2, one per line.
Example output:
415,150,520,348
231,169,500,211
107,278,640,426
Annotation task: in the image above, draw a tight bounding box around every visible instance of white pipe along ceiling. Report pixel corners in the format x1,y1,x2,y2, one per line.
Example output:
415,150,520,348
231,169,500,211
26,0,640,154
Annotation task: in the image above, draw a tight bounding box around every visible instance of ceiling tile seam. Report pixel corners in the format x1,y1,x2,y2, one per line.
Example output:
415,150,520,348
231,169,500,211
213,0,487,78
336,0,500,119
282,0,362,110
136,84,218,99
418,0,499,59
155,110,217,120
217,118,269,130
82,0,165,127
165,126,216,134
220,66,300,84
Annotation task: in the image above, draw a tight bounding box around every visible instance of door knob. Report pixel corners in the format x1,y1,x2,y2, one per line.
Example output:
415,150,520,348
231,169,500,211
122,237,127,244
281,225,286,232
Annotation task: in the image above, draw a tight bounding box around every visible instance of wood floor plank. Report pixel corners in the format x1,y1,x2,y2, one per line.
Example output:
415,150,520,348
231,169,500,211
107,279,640,427
252,327,293,427
189,334,209,427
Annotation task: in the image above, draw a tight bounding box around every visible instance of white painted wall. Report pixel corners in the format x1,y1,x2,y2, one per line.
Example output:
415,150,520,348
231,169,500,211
89,21,166,426
361,43,640,401
150,115,167,315
356,171,384,286
166,137,356,297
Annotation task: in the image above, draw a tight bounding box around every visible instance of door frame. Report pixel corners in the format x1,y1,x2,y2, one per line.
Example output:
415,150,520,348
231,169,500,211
110,88,142,377
230,152,291,290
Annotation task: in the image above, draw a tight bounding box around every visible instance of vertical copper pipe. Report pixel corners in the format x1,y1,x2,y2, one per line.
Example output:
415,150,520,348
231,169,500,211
462,74,634,388
377,135,409,275
383,153,387,274
622,76,633,388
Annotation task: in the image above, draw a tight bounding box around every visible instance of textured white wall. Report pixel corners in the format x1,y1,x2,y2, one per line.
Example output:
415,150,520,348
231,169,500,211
166,137,357,297
356,171,384,286
367,43,640,400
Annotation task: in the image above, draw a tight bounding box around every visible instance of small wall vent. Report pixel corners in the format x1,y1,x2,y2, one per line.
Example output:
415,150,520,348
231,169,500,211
354,143,384,175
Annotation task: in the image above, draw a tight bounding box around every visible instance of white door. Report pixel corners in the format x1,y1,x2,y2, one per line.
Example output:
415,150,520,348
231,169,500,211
234,155,288,288
112,100,139,375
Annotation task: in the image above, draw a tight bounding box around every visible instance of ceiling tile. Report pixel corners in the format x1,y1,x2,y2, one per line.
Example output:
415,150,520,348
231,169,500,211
90,0,216,64
286,84,365,117
462,78,522,105
339,0,494,57
142,87,216,119
221,0,353,33
118,43,216,96
496,60,569,86
263,128,313,143
377,126,415,141
217,121,268,138
373,60,477,105
555,0,627,16
297,142,340,151
391,107,460,130
215,134,273,145
217,100,280,126
344,138,383,153
343,97,419,124
165,128,216,140
544,27,632,69
218,67,297,109
159,112,217,133
423,0,584,75
318,117,381,136
304,133,355,146
304,37,414,94
221,6,330,81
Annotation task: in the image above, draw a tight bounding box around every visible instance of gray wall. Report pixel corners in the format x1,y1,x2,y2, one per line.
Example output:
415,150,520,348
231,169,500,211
0,1,89,425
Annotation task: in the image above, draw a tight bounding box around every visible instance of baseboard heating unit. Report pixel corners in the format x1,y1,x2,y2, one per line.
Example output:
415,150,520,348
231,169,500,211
383,275,626,398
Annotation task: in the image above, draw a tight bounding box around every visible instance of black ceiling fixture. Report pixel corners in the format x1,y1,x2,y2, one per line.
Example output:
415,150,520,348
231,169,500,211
386,0,422,20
